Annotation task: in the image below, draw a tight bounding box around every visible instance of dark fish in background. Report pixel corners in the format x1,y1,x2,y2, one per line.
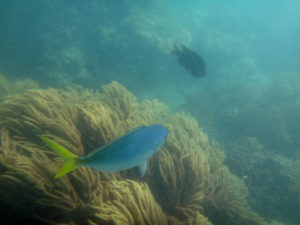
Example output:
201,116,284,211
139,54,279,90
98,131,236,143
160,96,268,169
172,44,206,77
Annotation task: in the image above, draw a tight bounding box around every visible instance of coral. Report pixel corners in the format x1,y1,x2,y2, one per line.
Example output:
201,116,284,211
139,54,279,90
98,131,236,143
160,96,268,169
146,112,210,218
0,73,39,101
0,129,168,225
203,166,269,225
181,71,300,159
224,137,299,222
124,5,192,53
0,81,268,225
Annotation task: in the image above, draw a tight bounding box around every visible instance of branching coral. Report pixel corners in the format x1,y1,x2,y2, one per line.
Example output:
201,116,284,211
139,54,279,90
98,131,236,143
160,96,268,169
89,179,168,225
203,166,269,225
146,112,210,218
0,73,39,101
0,81,268,225
0,129,83,224
0,129,169,225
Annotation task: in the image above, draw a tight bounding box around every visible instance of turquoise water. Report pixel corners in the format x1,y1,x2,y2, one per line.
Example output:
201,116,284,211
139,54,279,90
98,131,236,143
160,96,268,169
0,0,299,224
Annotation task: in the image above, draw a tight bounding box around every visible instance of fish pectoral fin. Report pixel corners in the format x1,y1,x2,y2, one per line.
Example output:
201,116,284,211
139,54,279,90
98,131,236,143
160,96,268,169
138,160,147,177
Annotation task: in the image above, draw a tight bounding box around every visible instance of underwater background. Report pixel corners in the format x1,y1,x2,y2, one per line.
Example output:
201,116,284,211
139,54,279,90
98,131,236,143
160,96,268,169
0,0,300,225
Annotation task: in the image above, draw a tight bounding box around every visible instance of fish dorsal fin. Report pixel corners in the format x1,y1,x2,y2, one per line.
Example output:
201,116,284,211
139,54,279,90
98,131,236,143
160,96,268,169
138,160,147,177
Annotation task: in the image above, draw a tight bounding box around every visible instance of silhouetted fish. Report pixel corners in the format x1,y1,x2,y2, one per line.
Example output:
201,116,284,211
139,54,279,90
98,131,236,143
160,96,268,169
172,44,206,77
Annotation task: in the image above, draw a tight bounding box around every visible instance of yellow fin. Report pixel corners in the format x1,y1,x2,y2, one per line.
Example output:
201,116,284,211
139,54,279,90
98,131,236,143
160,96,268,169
54,159,80,178
41,137,82,178
41,137,76,160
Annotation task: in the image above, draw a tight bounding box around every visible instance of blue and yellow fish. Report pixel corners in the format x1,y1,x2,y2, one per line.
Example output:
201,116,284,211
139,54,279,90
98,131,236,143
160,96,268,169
41,124,168,178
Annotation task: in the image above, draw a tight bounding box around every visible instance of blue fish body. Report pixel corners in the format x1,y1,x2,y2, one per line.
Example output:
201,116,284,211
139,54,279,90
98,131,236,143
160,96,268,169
82,124,168,173
41,124,168,178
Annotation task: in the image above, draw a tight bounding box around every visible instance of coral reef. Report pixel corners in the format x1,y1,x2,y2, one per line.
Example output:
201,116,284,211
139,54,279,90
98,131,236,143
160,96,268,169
0,73,39,101
181,71,300,158
224,137,300,224
0,81,268,225
124,4,192,53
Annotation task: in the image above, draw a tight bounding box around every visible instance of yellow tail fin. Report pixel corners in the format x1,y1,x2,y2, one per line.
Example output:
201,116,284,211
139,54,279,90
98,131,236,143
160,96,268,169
41,137,82,178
